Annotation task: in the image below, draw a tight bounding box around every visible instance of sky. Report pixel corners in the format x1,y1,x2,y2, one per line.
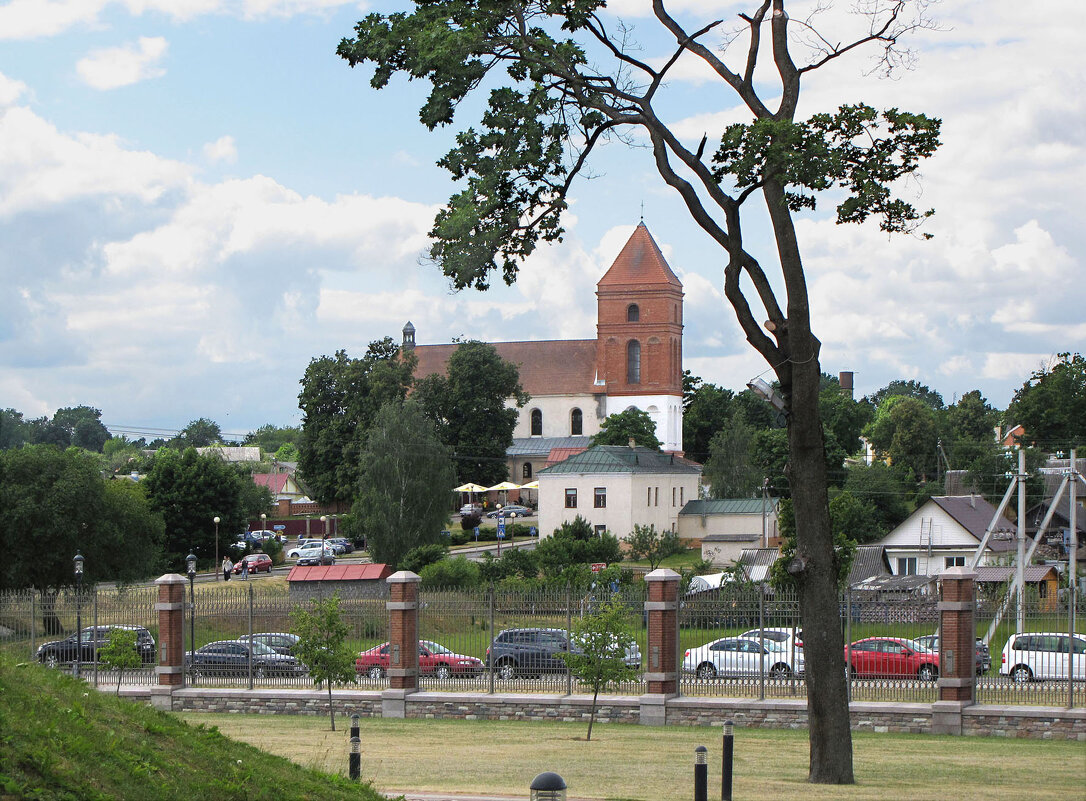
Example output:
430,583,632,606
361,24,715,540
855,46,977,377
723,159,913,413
1,0,1082,442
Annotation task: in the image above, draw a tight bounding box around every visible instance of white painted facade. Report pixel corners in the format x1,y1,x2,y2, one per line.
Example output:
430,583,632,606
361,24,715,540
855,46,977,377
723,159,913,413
508,393,606,440
878,500,1015,576
604,393,684,452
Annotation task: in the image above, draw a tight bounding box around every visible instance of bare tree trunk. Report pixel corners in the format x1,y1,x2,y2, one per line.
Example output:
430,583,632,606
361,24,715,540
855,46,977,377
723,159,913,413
328,683,336,731
587,682,599,741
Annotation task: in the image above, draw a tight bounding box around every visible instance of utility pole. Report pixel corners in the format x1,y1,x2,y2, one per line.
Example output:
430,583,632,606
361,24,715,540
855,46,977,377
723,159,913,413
1016,448,1026,632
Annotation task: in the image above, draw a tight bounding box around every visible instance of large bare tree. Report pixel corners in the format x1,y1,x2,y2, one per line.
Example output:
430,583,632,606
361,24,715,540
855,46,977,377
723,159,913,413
338,0,940,782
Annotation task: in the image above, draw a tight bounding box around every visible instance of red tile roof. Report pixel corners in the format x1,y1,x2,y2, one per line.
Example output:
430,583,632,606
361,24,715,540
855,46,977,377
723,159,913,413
412,339,601,397
287,564,392,582
546,446,588,466
597,223,681,289
253,473,290,493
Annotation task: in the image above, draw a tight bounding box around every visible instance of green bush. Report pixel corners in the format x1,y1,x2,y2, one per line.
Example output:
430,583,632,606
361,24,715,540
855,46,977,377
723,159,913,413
400,543,449,573
449,530,471,546
461,512,482,529
419,556,481,588
263,537,285,565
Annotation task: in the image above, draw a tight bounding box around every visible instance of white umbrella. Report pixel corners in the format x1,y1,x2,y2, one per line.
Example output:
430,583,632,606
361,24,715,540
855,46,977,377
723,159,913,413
453,483,488,493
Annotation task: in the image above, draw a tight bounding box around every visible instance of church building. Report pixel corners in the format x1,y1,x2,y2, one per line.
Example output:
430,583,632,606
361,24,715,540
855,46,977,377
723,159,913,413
404,223,686,482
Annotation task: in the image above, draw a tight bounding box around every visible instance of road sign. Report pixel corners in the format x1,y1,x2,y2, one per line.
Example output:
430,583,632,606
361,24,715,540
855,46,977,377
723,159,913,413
497,517,506,536
273,524,286,530
590,562,606,573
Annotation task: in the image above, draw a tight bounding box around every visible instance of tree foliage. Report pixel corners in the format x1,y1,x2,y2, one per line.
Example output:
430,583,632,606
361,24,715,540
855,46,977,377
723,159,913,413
98,628,143,696
25,406,112,452
558,598,638,741
177,418,223,448
290,595,358,731
590,408,661,451
414,340,528,486
245,424,302,455
351,400,456,569
0,445,164,593
864,379,944,412
142,448,253,570
298,338,416,504
1005,353,1086,449
703,415,761,499
338,0,942,783
625,524,683,570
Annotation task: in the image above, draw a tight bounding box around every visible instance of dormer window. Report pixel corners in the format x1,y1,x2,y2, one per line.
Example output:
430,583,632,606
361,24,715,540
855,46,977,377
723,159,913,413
627,304,639,322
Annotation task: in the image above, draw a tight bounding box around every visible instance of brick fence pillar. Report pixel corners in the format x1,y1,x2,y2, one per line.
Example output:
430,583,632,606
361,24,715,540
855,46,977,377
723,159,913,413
641,568,681,725
152,574,186,709
932,566,977,734
383,570,420,718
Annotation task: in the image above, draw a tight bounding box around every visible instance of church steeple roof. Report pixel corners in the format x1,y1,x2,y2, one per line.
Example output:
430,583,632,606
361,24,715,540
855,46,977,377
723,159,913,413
597,223,682,289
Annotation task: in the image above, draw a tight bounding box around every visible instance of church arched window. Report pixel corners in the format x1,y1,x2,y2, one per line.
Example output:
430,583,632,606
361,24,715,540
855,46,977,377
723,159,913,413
627,303,640,322
627,340,641,384
530,408,543,436
570,408,583,436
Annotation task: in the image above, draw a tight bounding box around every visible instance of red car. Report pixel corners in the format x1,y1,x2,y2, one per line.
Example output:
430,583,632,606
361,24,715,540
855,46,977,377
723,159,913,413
233,553,273,574
356,640,483,680
846,637,939,680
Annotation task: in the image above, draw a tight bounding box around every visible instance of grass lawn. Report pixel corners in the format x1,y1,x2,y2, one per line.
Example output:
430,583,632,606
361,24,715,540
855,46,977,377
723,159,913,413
179,713,1086,800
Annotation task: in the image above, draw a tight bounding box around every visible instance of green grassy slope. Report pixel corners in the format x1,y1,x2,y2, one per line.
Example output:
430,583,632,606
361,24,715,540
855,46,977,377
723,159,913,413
0,653,388,801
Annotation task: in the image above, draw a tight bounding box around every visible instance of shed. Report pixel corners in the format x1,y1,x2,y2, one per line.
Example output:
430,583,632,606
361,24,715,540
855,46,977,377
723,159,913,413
287,563,393,602
973,565,1061,611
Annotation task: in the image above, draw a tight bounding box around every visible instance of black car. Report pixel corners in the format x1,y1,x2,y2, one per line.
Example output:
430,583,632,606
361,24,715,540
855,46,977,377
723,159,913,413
37,625,156,668
185,640,307,678
239,632,300,656
485,628,576,679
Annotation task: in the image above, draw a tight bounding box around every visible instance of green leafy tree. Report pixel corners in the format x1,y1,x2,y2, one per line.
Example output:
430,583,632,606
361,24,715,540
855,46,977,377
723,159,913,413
27,406,111,452
419,556,481,588
559,598,638,741
828,490,884,544
178,418,223,448
0,408,30,450
290,595,357,730
625,524,683,570
864,380,945,412
590,408,661,451
298,339,416,505
682,375,736,463
338,0,943,782
273,443,300,462
864,396,938,480
704,415,761,499
352,400,456,568
400,543,450,574
142,448,251,569
944,390,999,467
0,446,164,630
245,424,303,454
1005,353,1086,449
414,340,528,486
98,628,142,696
534,516,622,585
840,463,910,535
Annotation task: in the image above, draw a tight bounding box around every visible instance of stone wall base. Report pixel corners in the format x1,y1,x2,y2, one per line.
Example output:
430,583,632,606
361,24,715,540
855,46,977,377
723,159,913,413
110,687,1086,741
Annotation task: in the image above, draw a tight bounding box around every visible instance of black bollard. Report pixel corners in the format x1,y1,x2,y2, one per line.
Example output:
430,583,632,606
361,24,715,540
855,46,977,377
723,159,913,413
721,720,734,801
349,736,361,781
350,713,360,741
694,745,707,801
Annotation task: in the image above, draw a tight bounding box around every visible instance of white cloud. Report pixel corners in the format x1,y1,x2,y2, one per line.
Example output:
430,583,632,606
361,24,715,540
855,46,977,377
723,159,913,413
0,73,29,106
202,135,237,164
76,37,169,90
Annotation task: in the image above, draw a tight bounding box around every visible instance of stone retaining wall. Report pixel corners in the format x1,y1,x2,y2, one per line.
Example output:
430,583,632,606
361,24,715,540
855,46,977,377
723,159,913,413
119,686,1085,740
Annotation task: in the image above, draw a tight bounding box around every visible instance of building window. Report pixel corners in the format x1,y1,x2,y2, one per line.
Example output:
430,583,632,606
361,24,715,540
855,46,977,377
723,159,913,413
672,487,676,506
522,463,532,480
897,557,917,576
627,340,641,384
944,556,965,568
627,303,639,322
594,525,607,537
565,488,577,508
570,407,583,436
680,486,684,505
647,487,652,506
654,487,659,506
594,487,606,508
530,408,543,436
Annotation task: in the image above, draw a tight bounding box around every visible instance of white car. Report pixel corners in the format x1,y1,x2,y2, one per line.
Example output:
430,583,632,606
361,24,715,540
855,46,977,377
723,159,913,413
739,627,804,656
1000,632,1086,682
295,544,336,566
287,540,324,558
684,637,803,679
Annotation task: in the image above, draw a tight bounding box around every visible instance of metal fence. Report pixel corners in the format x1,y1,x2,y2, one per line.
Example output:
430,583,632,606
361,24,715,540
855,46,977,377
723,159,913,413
1,579,1082,706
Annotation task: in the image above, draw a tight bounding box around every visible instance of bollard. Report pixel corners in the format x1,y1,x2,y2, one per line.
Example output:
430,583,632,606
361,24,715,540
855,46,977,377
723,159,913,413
350,713,360,742
349,736,361,781
721,720,734,801
529,771,566,800
694,745,707,801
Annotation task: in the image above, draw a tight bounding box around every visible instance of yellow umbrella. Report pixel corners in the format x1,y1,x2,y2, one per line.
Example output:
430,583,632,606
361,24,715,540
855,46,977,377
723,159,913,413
453,483,488,493
485,482,522,492
519,481,539,490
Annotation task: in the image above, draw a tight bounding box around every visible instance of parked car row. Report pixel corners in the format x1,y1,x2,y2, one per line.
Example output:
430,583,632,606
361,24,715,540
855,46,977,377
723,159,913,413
1000,632,1086,682
36,625,157,668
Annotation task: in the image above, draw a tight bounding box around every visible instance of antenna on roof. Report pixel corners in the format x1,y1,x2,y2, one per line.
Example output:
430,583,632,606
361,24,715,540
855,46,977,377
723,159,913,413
640,200,644,222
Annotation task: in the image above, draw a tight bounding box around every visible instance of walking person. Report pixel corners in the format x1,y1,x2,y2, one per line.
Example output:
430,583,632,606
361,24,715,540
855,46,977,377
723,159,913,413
222,556,232,582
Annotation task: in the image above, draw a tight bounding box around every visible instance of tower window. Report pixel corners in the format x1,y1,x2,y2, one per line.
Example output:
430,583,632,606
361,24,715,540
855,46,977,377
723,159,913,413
570,408,583,436
530,409,543,436
627,304,639,322
522,463,533,480
627,340,641,384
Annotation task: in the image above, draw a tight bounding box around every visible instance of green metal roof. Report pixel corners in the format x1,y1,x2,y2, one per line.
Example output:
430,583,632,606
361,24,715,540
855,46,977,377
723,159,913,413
538,445,702,475
679,498,779,516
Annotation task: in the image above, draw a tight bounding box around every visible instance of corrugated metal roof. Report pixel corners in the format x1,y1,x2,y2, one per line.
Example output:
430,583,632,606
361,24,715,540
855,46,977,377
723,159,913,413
738,548,779,583
506,437,591,457
848,545,890,585
974,566,1058,583
287,564,392,582
931,495,1016,540
538,445,701,475
680,498,779,516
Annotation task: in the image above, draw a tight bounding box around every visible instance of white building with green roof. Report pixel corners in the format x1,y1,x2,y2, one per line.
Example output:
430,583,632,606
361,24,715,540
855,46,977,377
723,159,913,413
536,444,701,540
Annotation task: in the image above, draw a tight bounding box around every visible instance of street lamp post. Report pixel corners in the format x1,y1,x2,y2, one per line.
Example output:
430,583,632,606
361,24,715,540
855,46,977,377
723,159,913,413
213,516,221,580
73,554,84,678
320,515,328,564
510,512,517,548
186,554,197,683
260,512,267,536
